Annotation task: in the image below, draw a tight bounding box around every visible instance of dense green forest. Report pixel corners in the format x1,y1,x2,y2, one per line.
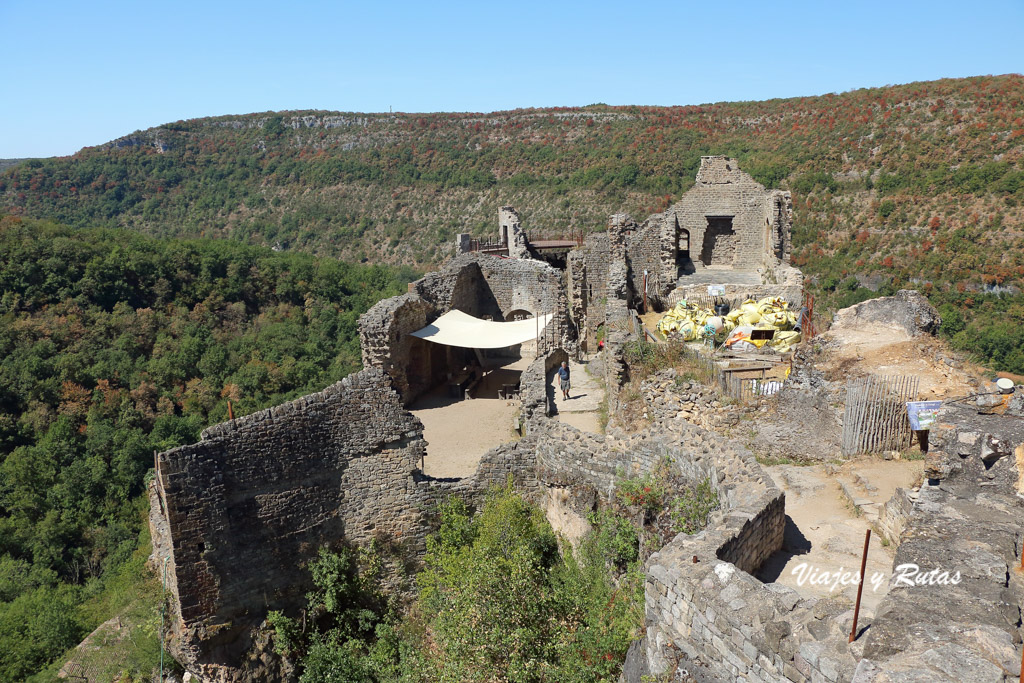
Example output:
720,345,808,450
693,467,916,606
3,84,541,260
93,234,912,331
0,216,417,680
2,75,1024,369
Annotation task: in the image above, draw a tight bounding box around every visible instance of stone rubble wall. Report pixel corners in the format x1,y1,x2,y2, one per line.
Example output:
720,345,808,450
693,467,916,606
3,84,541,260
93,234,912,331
765,190,794,268
644,536,860,683
654,157,788,283
520,348,569,434
152,349,565,682
626,219,665,302
638,443,862,682
573,233,611,351
620,371,866,682
668,282,803,309
360,253,572,405
852,408,1024,682
150,368,431,679
639,370,756,434
358,293,441,404
876,487,914,547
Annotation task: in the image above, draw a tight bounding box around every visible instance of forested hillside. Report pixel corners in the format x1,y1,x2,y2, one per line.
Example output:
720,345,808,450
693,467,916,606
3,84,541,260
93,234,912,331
5,75,1024,370
0,216,416,680
1,75,1021,267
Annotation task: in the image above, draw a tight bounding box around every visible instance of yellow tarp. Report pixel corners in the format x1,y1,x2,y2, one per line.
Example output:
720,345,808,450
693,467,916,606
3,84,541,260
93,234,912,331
657,297,801,351
655,301,720,341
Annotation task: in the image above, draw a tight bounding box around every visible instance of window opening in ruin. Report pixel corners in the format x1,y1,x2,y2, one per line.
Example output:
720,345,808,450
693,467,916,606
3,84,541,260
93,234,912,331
700,216,735,267
675,227,693,276
772,199,786,260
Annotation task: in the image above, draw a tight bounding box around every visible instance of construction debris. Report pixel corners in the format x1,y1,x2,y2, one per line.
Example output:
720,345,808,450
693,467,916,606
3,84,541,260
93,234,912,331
656,297,801,352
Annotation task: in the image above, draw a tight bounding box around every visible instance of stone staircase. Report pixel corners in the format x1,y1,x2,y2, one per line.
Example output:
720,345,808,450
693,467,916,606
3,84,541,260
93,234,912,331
834,464,921,529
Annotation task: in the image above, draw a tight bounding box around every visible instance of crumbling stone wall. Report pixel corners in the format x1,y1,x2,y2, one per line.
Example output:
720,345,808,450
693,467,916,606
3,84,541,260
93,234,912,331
585,157,800,300
359,293,448,404
361,253,572,404
499,206,530,258
153,337,810,683
150,349,570,682
406,254,564,330
668,282,804,308
635,448,864,683
520,348,569,434
572,233,611,351
852,406,1024,682
626,219,663,307
655,157,790,280
149,369,432,680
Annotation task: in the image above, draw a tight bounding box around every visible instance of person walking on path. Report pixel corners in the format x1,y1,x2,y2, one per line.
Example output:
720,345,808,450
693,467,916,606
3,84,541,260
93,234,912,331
558,361,571,400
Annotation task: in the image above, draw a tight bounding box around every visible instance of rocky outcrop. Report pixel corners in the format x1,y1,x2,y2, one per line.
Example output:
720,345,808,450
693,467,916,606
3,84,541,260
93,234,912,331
854,404,1024,682
830,290,941,338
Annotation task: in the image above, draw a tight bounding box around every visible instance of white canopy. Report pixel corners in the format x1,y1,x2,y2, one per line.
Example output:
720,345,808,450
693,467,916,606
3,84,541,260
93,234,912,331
410,310,552,349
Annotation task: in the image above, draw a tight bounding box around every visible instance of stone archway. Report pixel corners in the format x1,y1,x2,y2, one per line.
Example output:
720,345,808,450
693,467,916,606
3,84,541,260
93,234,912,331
504,308,534,322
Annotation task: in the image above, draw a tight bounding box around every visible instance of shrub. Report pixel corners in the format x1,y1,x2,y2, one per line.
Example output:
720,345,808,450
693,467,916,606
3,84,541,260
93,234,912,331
669,479,720,534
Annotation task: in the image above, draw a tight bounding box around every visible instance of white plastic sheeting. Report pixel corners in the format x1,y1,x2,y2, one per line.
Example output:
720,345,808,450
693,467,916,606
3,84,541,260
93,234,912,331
409,310,552,349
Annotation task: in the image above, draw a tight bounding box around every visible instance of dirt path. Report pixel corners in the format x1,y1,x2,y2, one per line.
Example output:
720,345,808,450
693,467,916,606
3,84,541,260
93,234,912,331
758,459,921,615
552,359,604,434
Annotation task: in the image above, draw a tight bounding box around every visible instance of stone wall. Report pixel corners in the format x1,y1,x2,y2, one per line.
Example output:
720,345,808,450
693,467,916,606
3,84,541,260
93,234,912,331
499,206,530,258
637,448,863,683
150,347,568,681
359,293,450,404
520,348,569,434
876,486,914,546
626,219,664,307
853,407,1024,682
656,157,789,281
593,157,797,299
572,233,611,351
149,369,432,680
360,253,572,404
668,282,803,309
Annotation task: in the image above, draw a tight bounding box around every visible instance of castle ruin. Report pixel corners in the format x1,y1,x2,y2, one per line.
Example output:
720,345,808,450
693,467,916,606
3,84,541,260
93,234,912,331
149,158,1023,683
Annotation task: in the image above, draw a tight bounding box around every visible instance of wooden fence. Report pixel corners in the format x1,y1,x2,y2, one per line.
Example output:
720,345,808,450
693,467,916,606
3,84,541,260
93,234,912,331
841,375,920,456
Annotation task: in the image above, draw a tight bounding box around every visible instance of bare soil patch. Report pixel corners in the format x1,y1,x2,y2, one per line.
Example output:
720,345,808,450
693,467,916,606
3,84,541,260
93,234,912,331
759,459,922,614
413,367,521,479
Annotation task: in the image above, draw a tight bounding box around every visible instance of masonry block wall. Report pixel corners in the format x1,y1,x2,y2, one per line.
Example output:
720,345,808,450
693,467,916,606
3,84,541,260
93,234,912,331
360,254,570,404
626,219,663,306
668,282,804,309
405,253,564,325
637,446,867,683
359,293,446,404
647,156,794,288
573,233,611,350
149,369,432,679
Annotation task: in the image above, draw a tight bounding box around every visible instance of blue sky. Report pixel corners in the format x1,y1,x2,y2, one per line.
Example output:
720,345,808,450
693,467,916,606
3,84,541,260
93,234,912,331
1,0,1021,158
